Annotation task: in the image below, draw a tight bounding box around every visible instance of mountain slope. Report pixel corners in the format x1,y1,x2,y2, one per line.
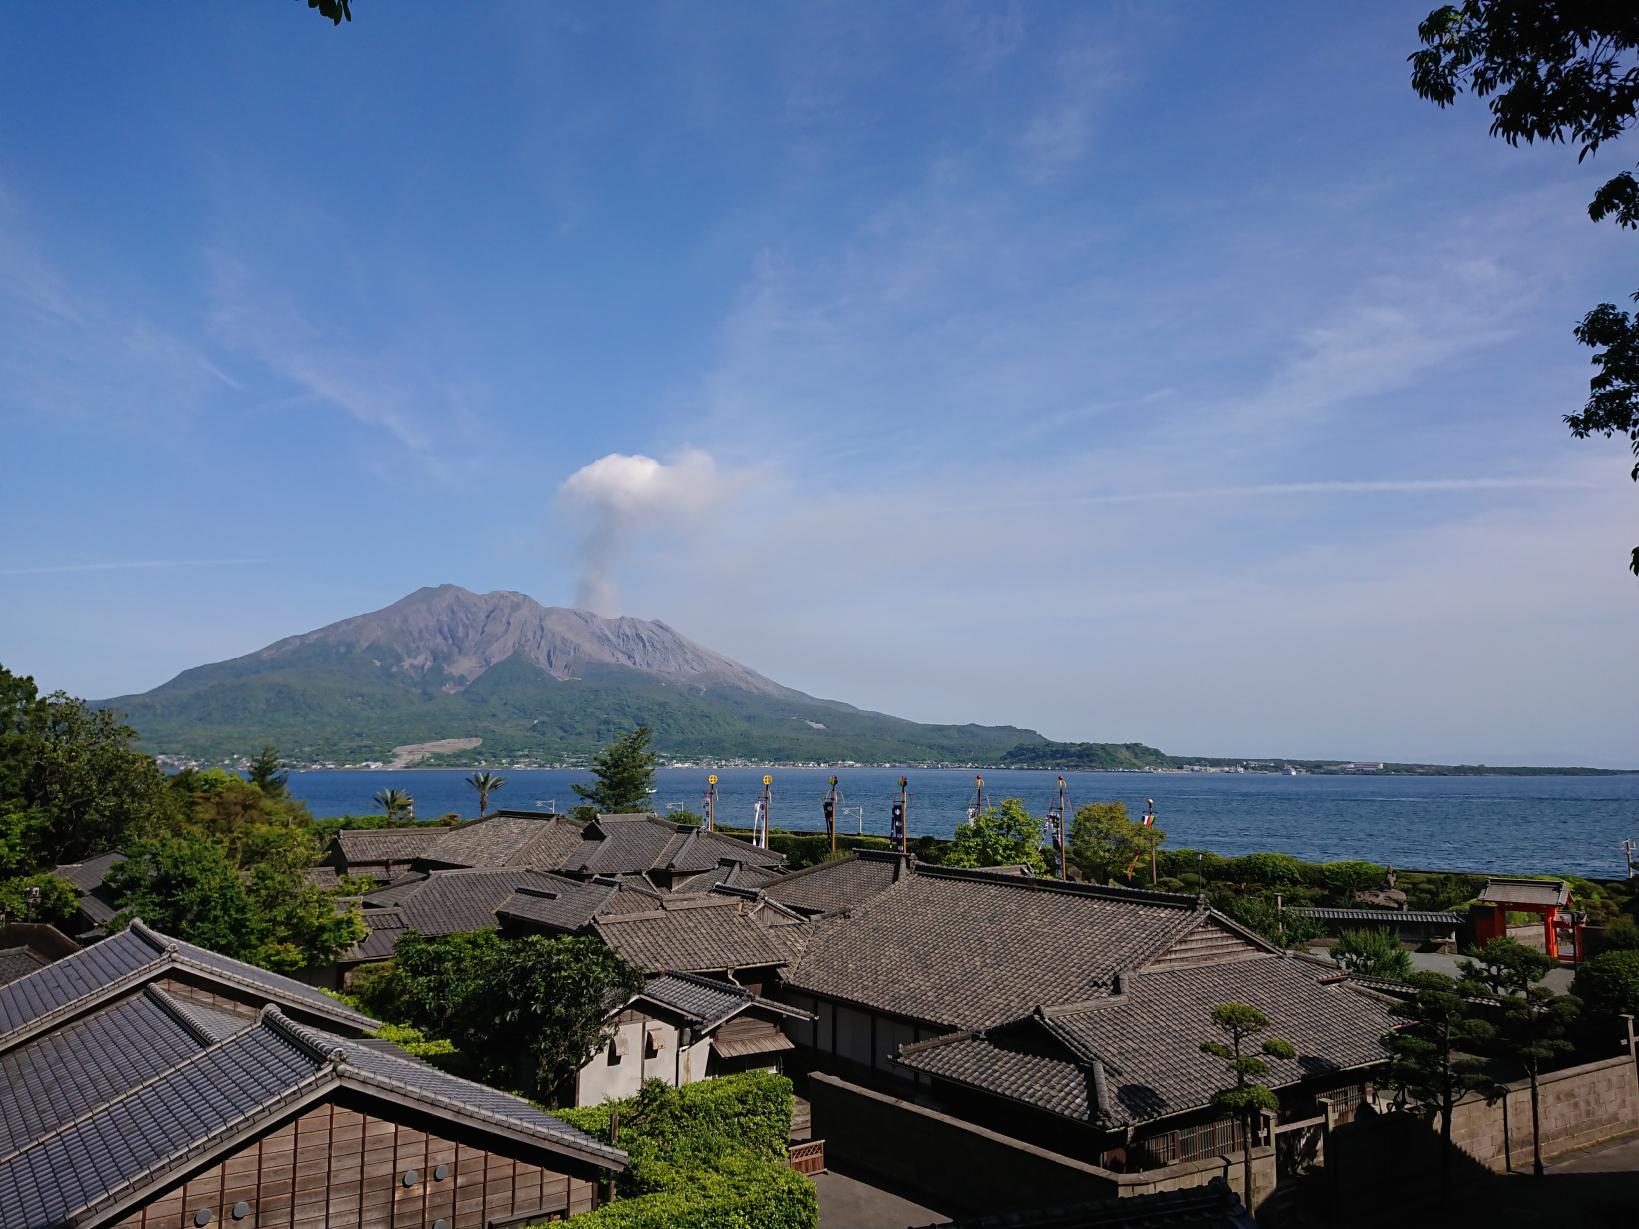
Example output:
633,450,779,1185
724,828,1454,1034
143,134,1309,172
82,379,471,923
103,585,1045,764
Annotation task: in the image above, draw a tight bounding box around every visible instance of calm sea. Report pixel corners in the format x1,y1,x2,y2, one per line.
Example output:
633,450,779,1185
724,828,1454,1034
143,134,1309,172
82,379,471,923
285,767,1639,879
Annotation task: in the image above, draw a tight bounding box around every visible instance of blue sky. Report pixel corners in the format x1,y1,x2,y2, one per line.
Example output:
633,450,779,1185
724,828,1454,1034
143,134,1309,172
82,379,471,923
2,2,1635,765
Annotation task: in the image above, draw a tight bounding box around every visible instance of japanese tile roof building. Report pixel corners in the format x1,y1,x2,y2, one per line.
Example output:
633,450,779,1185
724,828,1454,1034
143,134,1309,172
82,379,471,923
495,874,664,934
759,849,913,917
561,815,785,886
670,857,787,895
589,893,808,979
0,924,77,988
0,919,625,1229
1478,877,1572,908
50,850,126,934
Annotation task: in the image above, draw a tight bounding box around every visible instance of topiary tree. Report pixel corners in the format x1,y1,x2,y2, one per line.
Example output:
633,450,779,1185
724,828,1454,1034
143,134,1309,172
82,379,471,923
1321,860,1387,900
1462,939,1581,1176
1232,852,1304,887
1201,1003,1296,1210
1573,948,1639,1020
1334,928,1413,980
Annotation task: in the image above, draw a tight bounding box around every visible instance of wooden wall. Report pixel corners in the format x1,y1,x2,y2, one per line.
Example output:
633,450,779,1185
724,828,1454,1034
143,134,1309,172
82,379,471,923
114,1101,598,1229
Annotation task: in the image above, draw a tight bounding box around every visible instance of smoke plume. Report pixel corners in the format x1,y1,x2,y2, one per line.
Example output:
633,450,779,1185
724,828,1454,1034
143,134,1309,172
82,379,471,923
557,449,739,613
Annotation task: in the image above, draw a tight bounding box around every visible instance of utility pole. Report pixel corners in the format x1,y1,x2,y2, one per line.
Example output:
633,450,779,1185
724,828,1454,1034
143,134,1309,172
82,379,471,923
824,775,840,854
756,774,773,849
1051,775,1069,879
968,774,986,823
703,774,718,833
891,775,909,853
1144,797,1158,886
1624,839,1637,880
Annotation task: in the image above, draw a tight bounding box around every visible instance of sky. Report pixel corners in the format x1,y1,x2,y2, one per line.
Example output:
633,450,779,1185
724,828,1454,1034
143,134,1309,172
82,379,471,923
1,2,1635,766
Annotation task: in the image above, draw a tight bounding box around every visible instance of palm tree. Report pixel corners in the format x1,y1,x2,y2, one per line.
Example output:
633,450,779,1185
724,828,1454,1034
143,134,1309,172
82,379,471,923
465,770,507,818
374,788,414,825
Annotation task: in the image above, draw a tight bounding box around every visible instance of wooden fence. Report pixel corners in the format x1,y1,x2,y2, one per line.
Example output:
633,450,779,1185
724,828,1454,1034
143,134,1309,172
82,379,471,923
788,1139,826,1176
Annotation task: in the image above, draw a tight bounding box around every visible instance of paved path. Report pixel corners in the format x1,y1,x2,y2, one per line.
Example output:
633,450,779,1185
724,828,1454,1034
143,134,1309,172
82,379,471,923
814,1166,950,1229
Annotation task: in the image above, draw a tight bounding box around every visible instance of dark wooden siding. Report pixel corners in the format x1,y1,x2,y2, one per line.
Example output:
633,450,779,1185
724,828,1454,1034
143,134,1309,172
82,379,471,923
118,1102,597,1229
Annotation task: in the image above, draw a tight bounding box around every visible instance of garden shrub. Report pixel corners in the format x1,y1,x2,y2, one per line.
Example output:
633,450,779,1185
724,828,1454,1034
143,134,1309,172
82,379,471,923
1319,860,1387,899
1574,949,1639,1020
1332,928,1412,979
1231,852,1304,887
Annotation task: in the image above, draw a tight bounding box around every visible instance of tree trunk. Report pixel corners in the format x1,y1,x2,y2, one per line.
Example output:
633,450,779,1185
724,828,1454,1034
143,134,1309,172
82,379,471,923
1242,1113,1255,1213
1438,1095,1453,1210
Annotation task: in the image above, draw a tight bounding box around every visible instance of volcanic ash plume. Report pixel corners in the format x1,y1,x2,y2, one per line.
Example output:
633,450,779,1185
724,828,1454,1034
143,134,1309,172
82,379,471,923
556,449,735,614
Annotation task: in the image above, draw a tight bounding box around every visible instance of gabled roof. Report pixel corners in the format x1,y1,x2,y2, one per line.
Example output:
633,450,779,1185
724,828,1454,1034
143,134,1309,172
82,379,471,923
0,919,375,1052
782,865,1206,1029
1478,877,1571,908
332,825,447,864
591,895,808,974
670,857,787,896
495,875,662,935
760,850,911,917
895,954,1397,1127
421,813,587,870
563,816,783,878
51,850,125,927
630,971,813,1031
364,867,565,936
0,1004,625,1229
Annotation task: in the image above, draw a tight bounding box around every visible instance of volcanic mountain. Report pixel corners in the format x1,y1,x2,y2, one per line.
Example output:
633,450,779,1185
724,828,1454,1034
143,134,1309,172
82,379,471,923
104,585,1046,764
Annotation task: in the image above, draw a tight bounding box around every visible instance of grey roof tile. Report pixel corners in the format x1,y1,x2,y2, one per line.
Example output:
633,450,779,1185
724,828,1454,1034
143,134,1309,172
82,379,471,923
761,851,909,916
897,954,1396,1126
670,859,787,896
1478,877,1571,908
0,947,47,988
592,896,807,974
423,814,587,869
634,971,811,1029
783,866,1203,1029
1290,907,1460,925
50,851,125,894
563,816,783,878
333,826,446,865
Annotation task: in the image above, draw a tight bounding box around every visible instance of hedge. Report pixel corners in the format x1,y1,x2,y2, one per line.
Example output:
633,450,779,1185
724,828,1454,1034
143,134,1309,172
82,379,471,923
557,1163,816,1229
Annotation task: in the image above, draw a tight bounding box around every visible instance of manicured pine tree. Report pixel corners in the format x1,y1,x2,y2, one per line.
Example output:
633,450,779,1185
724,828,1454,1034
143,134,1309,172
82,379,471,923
1200,1003,1296,1212
1461,938,1581,1176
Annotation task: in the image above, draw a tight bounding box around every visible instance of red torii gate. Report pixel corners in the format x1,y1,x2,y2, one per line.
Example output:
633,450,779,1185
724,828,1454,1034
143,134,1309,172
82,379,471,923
1472,876,1582,962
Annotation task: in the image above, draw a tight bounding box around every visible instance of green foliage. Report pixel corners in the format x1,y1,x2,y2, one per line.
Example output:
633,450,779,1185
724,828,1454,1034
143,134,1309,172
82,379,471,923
1067,801,1164,883
1319,860,1387,899
550,1074,815,1229
1573,949,1639,1020
943,798,1047,873
1411,2,1639,575
574,727,658,815
752,831,892,870
1223,894,1322,950
1333,928,1413,980
465,770,507,817
1384,971,1495,1137
1600,915,1639,951
1231,852,1304,887
367,1021,460,1063
247,745,289,798
373,788,415,823
0,872,79,926
1200,1003,1294,1200
353,930,645,1104
107,825,363,972
1,664,176,866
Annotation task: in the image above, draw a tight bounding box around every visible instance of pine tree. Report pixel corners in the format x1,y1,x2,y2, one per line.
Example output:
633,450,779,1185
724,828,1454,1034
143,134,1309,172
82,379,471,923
246,745,289,798
1200,1003,1296,1211
571,727,657,815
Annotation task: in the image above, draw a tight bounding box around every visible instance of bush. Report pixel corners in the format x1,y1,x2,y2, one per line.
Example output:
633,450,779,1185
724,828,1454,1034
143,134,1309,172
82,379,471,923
1231,853,1304,887
552,1074,814,1229
1319,861,1387,899
1225,894,1323,949
1333,928,1413,980
1599,916,1639,952
1574,949,1639,1019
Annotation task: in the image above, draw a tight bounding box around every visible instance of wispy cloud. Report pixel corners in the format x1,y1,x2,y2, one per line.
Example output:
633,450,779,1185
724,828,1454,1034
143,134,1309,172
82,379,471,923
0,558,275,577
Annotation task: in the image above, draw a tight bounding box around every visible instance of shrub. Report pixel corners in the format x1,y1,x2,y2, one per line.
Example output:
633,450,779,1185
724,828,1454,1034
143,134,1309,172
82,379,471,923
556,1164,816,1229
1320,861,1387,899
1599,915,1639,952
1333,928,1413,980
1225,894,1322,949
1574,949,1639,1019
1231,852,1303,887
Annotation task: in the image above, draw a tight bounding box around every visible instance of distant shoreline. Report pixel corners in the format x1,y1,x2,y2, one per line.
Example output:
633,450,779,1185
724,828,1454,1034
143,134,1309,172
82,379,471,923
269,763,1639,778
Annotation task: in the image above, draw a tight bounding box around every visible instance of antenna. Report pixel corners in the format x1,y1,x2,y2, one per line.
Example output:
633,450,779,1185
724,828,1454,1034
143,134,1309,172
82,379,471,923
703,775,719,833
824,775,840,854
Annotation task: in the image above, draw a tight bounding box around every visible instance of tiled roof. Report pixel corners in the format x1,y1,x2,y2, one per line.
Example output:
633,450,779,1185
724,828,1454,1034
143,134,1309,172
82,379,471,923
896,954,1396,1127
303,865,341,889
52,850,125,926
494,875,638,934
0,947,47,988
783,866,1204,1029
592,896,807,974
375,867,563,934
563,816,783,878
633,971,812,1029
0,920,375,1050
343,907,409,962
333,826,446,865
1478,877,1571,908
760,851,910,917
1290,906,1460,925
422,814,587,869
670,859,787,895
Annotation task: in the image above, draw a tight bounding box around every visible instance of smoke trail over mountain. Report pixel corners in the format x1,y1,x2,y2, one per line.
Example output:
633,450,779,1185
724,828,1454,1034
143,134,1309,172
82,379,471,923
557,449,739,613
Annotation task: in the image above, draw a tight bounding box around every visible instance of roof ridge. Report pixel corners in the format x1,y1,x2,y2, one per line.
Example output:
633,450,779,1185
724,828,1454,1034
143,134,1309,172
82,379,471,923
0,936,169,1054
913,864,1200,907
143,984,227,1047
261,1004,349,1063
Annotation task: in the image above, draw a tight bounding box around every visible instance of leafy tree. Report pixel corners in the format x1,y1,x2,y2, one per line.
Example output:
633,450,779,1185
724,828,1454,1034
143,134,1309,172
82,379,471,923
0,872,79,927
1334,928,1414,979
1200,1003,1297,1210
465,770,506,817
373,787,415,824
1461,938,1581,1176
1573,947,1639,1018
1223,893,1323,950
0,664,176,865
303,0,352,25
353,930,645,1104
1411,4,1639,574
170,768,310,863
1067,801,1164,882
247,745,289,798
1384,971,1496,1207
572,726,657,815
943,798,1048,873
